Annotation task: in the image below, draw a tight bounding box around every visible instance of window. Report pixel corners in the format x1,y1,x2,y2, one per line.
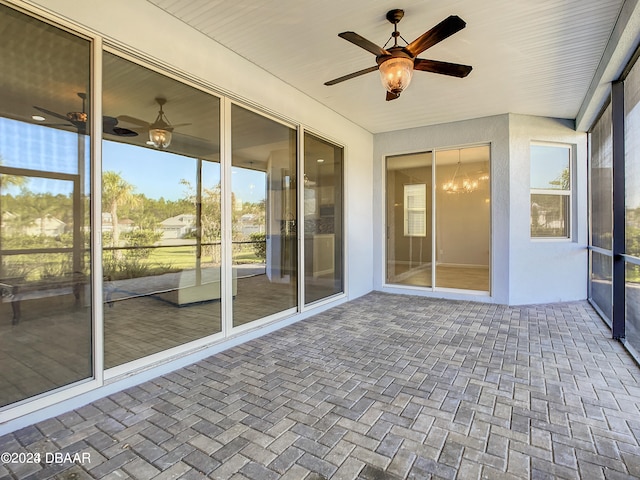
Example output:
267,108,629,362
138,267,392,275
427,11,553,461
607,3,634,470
404,184,427,237
530,143,572,238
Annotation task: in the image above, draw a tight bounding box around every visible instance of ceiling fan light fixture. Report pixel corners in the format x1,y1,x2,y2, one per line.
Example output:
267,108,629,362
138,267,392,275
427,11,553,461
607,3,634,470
149,97,173,149
379,56,414,95
149,127,172,149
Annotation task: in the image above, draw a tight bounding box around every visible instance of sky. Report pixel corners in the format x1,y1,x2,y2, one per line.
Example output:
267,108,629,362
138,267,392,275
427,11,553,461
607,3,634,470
0,117,266,203
104,140,267,203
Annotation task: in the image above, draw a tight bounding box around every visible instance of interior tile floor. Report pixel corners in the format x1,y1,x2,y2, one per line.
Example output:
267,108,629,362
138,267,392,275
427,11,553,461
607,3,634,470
388,265,490,292
2,292,640,479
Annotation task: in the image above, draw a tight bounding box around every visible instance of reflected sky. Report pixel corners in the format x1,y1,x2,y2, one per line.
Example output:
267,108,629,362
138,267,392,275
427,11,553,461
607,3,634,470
0,118,266,203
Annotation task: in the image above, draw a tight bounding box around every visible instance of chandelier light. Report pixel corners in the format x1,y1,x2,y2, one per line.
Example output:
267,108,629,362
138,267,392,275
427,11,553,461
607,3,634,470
442,152,481,194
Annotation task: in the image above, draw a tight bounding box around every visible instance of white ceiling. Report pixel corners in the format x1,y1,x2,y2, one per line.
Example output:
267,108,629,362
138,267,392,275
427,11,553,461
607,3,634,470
147,0,625,134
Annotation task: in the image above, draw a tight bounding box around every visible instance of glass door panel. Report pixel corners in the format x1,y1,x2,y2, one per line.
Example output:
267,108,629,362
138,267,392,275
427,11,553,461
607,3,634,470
231,105,297,327
386,152,433,287
435,146,490,291
102,52,221,368
303,133,343,304
0,3,92,407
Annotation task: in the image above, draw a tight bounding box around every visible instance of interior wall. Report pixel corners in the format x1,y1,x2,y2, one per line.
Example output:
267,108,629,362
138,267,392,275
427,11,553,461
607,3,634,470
389,167,433,268
373,114,511,304
508,114,588,304
435,161,490,267
24,0,375,300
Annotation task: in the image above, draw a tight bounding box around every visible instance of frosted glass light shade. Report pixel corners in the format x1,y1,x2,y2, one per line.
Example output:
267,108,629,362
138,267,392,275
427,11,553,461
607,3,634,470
379,57,414,94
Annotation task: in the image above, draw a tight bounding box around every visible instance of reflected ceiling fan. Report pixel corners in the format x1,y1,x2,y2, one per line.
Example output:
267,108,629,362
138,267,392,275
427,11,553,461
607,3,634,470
118,97,191,149
34,92,137,136
324,9,472,101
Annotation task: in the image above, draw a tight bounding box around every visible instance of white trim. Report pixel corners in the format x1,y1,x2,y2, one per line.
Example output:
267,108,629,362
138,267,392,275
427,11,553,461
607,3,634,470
3,0,94,40
222,97,233,338
530,142,573,240
230,307,298,336
104,331,226,381
298,126,305,311
91,34,105,384
0,378,100,430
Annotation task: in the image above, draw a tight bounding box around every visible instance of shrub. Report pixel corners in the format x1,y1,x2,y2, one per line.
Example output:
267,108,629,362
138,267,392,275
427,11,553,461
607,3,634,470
249,232,266,261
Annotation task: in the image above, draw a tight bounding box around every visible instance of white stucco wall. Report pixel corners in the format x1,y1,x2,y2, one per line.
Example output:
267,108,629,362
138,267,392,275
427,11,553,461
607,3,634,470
25,0,375,300
373,114,511,304
508,114,588,305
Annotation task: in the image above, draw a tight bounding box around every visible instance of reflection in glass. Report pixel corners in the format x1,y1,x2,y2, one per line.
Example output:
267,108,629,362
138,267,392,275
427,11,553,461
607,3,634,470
102,53,221,368
435,146,490,291
531,194,570,238
530,144,571,238
626,268,640,354
231,105,297,326
304,133,344,304
625,54,640,351
386,152,433,287
530,145,570,190
0,4,92,407
625,52,640,271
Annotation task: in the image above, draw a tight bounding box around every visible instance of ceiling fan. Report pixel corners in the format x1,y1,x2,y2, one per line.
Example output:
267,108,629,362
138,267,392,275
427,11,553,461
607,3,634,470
118,97,191,149
324,9,472,101
34,92,137,136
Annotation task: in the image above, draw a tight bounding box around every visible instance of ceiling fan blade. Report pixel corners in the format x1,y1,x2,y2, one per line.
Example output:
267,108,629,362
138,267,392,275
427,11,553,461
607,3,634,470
33,106,70,122
325,65,379,86
405,15,466,57
117,115,149,127
108,127,138,137
170,123,192,129
386,91,400,101
338,32,389,56
414,58,472,77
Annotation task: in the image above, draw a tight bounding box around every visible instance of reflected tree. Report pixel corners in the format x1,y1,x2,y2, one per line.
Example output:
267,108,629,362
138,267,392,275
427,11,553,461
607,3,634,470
102,170,138,260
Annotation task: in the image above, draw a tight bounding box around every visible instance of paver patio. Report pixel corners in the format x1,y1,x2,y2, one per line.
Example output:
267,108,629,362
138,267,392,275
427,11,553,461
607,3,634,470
1,291,640,479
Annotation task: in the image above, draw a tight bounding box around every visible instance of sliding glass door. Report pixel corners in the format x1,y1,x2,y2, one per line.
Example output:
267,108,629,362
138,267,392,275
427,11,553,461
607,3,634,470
385,145,490,292
231,105,297,327
303,132,344,304
386,152,433,287
0,3,93,406
102,52,222,368
435,146,490,291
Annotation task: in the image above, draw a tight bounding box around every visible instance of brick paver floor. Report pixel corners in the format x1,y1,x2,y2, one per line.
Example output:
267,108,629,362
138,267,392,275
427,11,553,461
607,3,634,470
2,292,640,479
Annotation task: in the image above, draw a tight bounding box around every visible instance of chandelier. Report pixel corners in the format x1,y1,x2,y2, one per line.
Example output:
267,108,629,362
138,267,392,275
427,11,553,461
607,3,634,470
441,153,489,194
442,159,477,193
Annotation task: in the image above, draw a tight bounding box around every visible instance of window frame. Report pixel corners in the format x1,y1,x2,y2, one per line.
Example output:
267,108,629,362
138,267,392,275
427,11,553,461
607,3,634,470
530,142,573,240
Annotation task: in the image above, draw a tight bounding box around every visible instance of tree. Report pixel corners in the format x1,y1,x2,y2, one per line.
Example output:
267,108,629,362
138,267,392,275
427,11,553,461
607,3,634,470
102,171,138,259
